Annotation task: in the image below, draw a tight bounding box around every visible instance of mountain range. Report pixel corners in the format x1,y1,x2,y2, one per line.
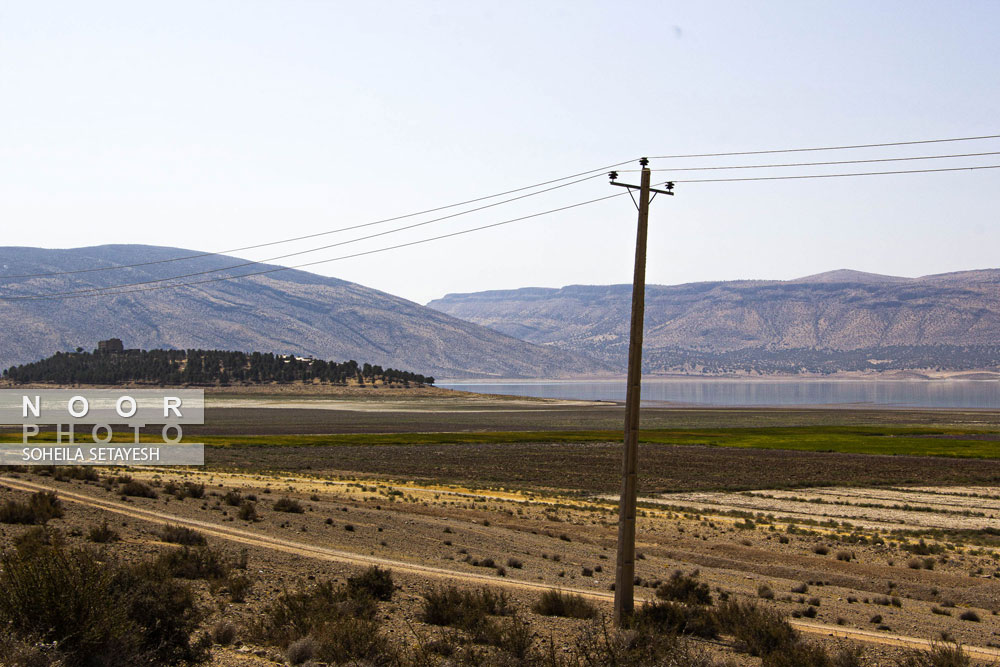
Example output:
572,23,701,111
5,245,999,379
427,269,1000,374
0,245,608,378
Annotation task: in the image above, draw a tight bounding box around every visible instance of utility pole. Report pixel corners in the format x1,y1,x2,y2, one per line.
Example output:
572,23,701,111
610,158,674,625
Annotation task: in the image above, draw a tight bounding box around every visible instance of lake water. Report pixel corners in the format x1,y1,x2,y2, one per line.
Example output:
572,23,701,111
438,379,1000,409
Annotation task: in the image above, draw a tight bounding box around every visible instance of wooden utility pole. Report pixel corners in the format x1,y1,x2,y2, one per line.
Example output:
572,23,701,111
609,158,674,624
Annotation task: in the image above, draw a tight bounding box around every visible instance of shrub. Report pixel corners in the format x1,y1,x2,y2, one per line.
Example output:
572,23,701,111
715,599,797,657
836,550,854,562
897,643,971,667
761,639,835,666
630,601,719,639
812,545,830,555
904,539,944,556
532,589,597,619
180,482,204,499
251,578,394,665
87,521,120,543
273,497,304,513
155,546,230,581
120,480,157,498
252,579,380,649
791,582,809,594
0,491,64,525
958,610,980,622
0,544,205,666
212,620,237,646
757,583,775,600
347,566,394,601
473,613,533,659
227,573,253,603
223,490,243,506
285,637,317,665
14,526,64,556
421,587,511,628
507,557,523,569
574,619,720,666
311,616,393,664
656,570,713,605
159,525,207,546
237,501,258,521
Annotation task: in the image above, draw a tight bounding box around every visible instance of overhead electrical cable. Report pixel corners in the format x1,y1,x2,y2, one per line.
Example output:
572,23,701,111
665,163,1000,183
1,158,639,279
614,150,1000,173
649,133,1000,160
1,172,606,297
2,191,630,301
6,162,998,301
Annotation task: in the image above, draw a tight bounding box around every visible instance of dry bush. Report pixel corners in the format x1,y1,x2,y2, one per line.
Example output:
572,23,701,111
211,620,237,646
532,589,597,619
896,643,971,667
87,521,120,543
237,500,258,521
715,598,796,657
155,546,230,581
0,491,63,525
573,618,722,667
757,583,775,600
656,570,713,605
347,566,394,601
0,544,206,666
630,601,719,639
421,586,511,628
273,497,305,513
119,480,157,498
158,525,207,546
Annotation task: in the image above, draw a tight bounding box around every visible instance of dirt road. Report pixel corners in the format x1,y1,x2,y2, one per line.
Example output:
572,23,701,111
4,474,999,663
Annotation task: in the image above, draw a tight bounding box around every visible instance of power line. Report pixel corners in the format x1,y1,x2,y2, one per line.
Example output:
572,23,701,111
615,150,1000,173
6,161,997,301
2,191,629,301
1,159,638,280
0,172,606,297
650,133,1000,160
668,163,1000,184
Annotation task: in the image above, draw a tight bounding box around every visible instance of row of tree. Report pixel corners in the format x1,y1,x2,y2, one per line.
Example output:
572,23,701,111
2,349,435,387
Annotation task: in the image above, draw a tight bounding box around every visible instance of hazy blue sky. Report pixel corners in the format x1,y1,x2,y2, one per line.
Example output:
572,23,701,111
2,1,998,303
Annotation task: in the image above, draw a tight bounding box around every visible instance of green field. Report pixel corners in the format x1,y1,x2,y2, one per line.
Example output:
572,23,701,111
7,425,1000,459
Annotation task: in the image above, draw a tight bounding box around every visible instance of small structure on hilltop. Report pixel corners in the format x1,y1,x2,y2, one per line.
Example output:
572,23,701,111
97,338,124,354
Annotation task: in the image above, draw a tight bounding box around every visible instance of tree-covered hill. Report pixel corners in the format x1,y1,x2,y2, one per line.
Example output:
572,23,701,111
2,348,434,387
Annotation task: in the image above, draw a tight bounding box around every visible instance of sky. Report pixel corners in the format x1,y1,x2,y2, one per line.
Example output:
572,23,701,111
1,1,998,304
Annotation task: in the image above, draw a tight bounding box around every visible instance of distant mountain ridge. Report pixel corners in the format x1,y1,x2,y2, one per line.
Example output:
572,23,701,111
427,269,1000,374
0,245,610,378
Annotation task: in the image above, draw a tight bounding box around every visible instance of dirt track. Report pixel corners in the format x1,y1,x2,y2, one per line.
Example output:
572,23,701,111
4,474,999,663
